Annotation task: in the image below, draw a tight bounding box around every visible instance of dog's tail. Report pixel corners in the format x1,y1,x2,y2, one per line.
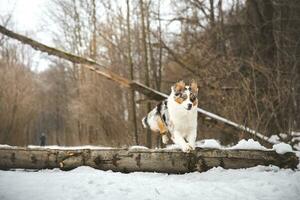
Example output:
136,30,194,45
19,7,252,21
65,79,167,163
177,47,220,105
142,115,150,129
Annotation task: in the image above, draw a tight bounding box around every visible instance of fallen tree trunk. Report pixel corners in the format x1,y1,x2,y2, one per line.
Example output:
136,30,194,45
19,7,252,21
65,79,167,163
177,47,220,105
0,146,298,173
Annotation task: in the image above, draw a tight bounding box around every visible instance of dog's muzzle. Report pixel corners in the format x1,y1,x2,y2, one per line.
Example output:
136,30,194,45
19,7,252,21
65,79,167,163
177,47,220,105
187,103,192,110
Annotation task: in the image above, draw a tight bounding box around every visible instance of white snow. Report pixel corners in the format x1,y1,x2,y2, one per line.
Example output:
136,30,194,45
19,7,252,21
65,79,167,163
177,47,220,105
0,144,12,148
0,144,148,151
0,166,299,200
129,145,149,150
292,136,300,142
196,139,222,149
279,133,288,139
291,132,300,137
167,139,269,151
0,140,299,199
0,138,285,152
268,133,288,144
291,132,300,150
0,138,296,154
27,145,116,150
268,132,300,150
228,139,268,150
165,144,181,150
268,135,281,144
296,151,300,169
166,140,222,150
0,144,117,150
272,142,293,154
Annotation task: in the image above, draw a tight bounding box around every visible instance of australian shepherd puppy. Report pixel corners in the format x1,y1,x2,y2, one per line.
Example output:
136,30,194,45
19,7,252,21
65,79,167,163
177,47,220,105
142,80,198,152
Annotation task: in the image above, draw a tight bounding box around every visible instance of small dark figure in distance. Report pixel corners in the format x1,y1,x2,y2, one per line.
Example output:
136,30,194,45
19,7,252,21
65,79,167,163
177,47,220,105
40,133,46,146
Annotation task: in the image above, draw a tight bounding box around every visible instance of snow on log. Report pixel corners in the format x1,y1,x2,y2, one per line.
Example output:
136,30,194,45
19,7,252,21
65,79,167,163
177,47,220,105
0,146,298,173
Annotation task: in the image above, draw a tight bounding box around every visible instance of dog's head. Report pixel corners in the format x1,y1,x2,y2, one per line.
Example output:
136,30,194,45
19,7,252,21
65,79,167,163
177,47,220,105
171,80,198,110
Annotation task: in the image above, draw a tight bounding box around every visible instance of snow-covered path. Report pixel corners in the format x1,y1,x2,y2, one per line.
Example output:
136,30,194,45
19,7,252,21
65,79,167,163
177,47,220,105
0,166,299,200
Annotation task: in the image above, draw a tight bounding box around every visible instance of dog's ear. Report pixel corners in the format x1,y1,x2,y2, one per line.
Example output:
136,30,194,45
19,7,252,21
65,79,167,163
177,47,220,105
174,80,185,93
190,79,198,93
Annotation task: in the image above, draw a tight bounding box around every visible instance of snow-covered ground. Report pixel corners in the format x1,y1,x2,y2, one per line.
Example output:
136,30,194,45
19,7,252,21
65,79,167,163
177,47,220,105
0,166,299,200
0,139,299,200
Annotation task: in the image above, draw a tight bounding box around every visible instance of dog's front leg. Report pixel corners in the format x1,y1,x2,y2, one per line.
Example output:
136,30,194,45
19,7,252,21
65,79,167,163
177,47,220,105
173,131,193,153
186,131,197,150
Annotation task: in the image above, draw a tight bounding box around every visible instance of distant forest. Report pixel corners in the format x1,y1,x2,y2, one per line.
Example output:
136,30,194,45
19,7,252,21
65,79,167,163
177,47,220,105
0,0,299,147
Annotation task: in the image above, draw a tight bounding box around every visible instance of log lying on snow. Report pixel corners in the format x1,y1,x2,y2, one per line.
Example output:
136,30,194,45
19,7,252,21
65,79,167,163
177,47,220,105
0,146,298,173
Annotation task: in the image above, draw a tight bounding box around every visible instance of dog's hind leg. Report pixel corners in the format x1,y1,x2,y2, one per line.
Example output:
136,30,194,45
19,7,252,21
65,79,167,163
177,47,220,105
157,118,167,134
162,134,169,144
157,117,169,143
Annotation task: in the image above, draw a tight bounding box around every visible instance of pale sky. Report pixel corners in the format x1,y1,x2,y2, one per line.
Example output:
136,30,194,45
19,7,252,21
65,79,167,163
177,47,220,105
0,0,52,72
0,0,237,72
0,0,181,72
0,0,45,31
0,0,173,72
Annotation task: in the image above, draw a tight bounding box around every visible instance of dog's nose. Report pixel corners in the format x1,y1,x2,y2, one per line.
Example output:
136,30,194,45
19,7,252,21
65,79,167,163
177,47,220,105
187,103,192,110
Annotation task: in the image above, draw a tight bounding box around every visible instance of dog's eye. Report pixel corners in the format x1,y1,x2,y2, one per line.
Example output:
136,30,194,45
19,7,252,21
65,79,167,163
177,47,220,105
190,94,197,102
175,92,181,96
181,94,188,99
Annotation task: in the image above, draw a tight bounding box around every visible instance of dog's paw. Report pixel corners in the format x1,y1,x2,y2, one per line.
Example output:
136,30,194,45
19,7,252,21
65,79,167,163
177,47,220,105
182,144,193,153
189,143,196,150
162,135,169,144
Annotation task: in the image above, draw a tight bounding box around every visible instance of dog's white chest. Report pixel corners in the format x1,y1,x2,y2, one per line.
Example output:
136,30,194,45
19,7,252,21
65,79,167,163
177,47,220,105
167,100,197,135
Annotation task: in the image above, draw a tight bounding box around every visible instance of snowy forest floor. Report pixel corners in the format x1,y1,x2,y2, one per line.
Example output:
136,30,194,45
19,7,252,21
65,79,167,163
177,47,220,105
0,165,300,200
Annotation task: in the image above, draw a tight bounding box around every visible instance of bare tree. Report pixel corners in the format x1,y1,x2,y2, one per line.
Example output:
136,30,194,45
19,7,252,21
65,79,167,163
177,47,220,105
139,0,152,147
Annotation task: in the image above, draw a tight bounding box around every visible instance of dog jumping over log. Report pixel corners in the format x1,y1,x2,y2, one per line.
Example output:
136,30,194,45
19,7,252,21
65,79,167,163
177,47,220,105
142,80,198,152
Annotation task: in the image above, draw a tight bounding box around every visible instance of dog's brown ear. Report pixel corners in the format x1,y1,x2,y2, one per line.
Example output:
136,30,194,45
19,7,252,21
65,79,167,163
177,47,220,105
190,79,198,93
174,80,185,92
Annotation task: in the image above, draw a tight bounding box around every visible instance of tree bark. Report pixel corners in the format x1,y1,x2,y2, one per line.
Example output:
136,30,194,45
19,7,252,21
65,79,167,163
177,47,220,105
0,146,297,173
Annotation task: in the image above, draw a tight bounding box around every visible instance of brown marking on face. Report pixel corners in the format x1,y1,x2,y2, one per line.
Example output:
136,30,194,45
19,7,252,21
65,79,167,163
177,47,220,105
190,92,197,102
193,99,198,107
190,80,198,94
175,96,184,104
157,117,167,134
174,80,185,93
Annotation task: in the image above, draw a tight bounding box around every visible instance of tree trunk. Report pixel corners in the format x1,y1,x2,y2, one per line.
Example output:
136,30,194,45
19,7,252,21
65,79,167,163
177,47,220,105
157,0,163,91
90,0,97,59
139,0,152,148
126,0,139,145
0,146,297,173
